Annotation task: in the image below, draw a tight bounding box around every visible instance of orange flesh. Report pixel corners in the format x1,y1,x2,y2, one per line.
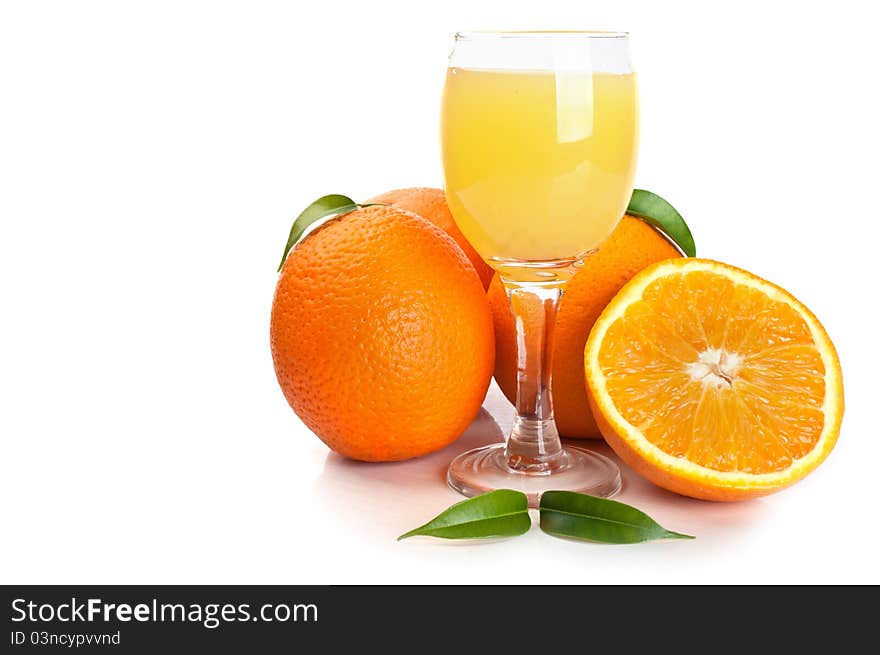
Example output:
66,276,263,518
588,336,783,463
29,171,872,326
597,271,827,474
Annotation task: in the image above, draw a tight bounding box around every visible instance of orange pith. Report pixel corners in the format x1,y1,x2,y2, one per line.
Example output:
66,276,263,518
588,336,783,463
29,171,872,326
585,258,844,500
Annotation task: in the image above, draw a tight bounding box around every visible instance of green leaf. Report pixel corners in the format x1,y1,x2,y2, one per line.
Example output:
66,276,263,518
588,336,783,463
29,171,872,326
276,194,385,271
627,189,696,257
398,489,531,540
539,490,694,544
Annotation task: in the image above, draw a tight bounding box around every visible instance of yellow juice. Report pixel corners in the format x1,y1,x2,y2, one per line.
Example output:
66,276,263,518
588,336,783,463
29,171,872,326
441,67,638,264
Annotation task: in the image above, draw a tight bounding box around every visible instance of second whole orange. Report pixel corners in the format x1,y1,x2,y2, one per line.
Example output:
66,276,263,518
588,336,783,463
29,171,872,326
488,215,682,438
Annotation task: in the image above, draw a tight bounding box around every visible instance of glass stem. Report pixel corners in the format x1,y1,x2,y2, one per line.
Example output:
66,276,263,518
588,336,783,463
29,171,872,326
502,278,566,473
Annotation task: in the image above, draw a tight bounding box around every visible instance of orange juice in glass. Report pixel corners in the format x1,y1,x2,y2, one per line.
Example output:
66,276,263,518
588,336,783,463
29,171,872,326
441,32,638,504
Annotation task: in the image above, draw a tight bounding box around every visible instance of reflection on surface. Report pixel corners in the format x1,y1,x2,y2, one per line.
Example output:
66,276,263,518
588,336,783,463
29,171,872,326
315,400,507,536
314,383,769,543
580,439,770,543
320,407,505,491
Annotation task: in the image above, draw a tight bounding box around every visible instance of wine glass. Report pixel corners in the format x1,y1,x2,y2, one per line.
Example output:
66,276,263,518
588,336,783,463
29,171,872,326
441,31,638,506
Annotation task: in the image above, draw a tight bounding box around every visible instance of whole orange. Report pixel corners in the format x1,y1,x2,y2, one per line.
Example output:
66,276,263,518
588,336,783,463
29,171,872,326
367,187,494,290
270,205,495,462
488,216,681,439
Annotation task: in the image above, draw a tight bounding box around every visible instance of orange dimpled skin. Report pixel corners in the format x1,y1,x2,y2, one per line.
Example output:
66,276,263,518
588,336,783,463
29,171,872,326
367,187,495,290
270,205,495,462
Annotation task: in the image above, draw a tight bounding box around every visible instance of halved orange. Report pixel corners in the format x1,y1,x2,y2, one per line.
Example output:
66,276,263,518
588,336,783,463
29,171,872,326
584,258,844,501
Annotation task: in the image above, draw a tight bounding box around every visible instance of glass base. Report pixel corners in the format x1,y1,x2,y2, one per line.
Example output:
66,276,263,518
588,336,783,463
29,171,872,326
447,443,621,508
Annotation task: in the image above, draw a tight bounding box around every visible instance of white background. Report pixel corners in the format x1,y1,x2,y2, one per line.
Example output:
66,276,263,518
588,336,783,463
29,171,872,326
2,0,878,584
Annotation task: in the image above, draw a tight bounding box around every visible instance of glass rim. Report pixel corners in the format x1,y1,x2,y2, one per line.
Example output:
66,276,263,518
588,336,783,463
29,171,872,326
455,30,629,40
